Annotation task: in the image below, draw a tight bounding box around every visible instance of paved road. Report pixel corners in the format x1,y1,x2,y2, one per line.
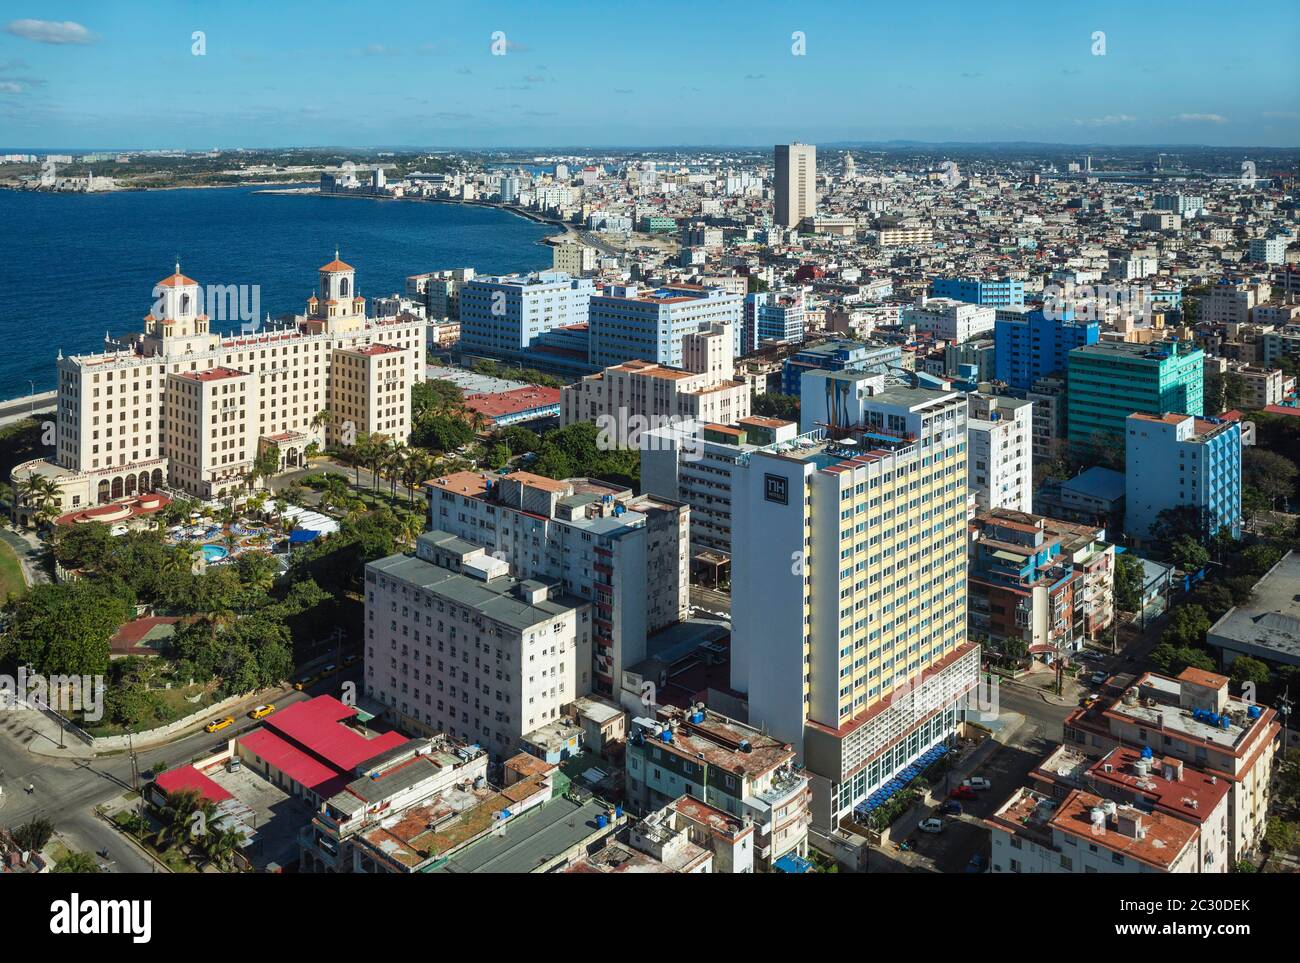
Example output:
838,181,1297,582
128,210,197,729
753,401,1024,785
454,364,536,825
0,666,362,872
0,390,56,428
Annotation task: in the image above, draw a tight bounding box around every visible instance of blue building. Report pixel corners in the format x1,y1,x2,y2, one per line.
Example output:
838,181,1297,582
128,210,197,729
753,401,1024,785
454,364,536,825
931,276,1024,307
780,340,901,397
1124,413,1241,545
995,308,1100,390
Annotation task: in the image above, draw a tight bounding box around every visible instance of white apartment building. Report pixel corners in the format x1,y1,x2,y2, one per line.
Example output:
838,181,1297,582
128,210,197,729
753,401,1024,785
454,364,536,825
640,416,799,562
587,283,744,368
562,322,749,444
730,385,977,832
1199,281,1270,326
967,394,1033,515
987,788,1204,874
1249,236,1289,265
458,271,594,360
13,257,422,511
902,297,996,343
365,530,590,757
425,471,688,699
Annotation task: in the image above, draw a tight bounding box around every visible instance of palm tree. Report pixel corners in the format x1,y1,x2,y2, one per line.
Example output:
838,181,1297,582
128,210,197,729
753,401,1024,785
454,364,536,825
401,450,433,504
154,789,202,851
383,445,405,500
365,434,391,493
200,823,244,870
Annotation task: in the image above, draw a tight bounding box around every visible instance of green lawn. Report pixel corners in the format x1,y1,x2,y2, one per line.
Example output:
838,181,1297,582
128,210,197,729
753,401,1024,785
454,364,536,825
0,538,28,600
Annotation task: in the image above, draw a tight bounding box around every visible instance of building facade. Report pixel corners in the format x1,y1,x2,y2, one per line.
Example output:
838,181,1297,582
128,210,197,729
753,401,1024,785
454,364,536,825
1066,340,1204,443
1124,413,1242,544
13,258,422,512
730,385,976,832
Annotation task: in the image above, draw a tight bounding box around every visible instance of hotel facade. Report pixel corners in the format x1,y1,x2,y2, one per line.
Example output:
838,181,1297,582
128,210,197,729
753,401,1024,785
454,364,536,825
12,257,423,519
730,384,978,832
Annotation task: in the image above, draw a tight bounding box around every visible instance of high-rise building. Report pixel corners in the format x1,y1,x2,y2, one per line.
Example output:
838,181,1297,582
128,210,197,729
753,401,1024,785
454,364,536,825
425,471,688,700
774,143,816,228
12,257,423,514
780,340,901,396
1249,236,1289,265
1066,340,1204,443
730,384,977,832
742,290,806,354
587,283,743,368
994,308,1100,390
967,394,1033,514
640,416,798,563
1124,413,1241,544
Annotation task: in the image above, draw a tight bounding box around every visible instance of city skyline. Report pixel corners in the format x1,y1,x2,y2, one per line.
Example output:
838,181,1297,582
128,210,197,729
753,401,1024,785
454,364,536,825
1,0,1298,149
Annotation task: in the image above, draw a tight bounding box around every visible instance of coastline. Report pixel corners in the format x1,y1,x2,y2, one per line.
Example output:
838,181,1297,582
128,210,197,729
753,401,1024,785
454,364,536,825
276,187,581,245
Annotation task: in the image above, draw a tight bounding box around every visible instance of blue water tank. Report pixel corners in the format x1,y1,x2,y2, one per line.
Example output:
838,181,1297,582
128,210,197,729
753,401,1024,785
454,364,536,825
615,805,624,818
661,729,673,743
1141,746,1153,759
1248,705,1263,719
596,814,609,828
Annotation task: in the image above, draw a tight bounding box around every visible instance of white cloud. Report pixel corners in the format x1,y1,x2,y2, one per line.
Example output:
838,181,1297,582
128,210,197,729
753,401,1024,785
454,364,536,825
1072,114,1137,127
1173,113,1227,123
4,19,95,45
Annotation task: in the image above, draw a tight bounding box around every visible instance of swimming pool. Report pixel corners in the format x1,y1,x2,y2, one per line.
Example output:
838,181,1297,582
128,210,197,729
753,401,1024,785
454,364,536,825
202,544,229,563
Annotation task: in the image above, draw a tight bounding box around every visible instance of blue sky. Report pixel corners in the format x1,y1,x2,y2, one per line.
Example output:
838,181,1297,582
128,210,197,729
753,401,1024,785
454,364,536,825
2,0,1298,149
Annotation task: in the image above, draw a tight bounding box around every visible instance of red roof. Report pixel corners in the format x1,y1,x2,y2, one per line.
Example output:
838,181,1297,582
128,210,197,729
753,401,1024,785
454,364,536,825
463,385,561,420
320,258,354,273
155,271,198,288
238,695,406,793
154,765,233,804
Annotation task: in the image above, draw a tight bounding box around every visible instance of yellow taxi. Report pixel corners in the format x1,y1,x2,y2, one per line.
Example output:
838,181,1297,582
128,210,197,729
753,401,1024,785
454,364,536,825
204,715,235,733
248,704,276,720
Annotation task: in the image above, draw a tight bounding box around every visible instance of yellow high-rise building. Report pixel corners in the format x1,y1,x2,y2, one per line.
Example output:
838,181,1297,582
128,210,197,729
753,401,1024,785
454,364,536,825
731,384,978,831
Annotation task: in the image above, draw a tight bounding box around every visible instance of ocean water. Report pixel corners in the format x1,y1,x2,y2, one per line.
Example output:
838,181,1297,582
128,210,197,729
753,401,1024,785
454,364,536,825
0,185,556,398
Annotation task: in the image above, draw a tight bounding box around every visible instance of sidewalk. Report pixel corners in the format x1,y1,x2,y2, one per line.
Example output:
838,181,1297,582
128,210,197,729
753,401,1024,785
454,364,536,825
998,664,1081,707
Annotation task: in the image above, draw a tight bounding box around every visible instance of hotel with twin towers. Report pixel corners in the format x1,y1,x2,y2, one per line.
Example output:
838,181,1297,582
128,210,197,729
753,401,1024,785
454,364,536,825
10,255,424,523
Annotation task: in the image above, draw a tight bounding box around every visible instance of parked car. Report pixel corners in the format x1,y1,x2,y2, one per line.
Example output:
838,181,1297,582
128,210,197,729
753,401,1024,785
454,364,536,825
248,704,275,720
321,663,338,677
1090,671,1108,685
949,785,978,800
343,653,359,667
962,777,993,791
1078,650,1104,662
918,818,946,834
940,800,963,817
204,715,234,733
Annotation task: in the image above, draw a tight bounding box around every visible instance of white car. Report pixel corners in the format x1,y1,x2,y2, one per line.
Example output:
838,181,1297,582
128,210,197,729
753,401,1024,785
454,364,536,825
962,777,992,791
918,818,945,834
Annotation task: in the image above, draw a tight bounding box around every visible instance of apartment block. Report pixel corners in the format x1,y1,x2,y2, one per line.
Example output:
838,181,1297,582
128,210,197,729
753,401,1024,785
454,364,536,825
1124,413,1241,544
743,290,806,354
562,322,749,443
364,530,591,756
458,270,594,361
640,416,799,563
425,470,688,698
1066,340,1204,442
902,297,995,343
587,283,744,368
994,308,1100,390
930,276,1024,307
625,706,811,870
1063,668,1279,861
967,394,1033,514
